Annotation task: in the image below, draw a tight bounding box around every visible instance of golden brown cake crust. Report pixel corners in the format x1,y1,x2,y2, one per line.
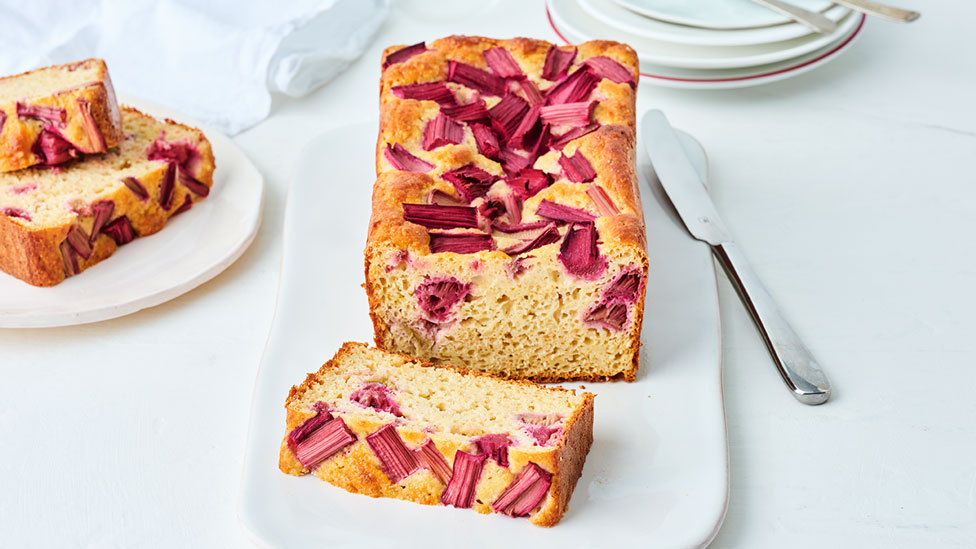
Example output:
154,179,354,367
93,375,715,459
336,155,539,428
279,342,595,526
0,59,124,172
0,106,215,286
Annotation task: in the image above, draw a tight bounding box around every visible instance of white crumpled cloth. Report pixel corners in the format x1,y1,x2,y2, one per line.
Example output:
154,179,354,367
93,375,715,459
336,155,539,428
0,0,389,134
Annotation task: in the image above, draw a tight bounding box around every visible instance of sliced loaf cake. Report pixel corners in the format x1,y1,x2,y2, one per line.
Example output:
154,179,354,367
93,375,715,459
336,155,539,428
0,59,123,172
0,106,214,286
279,342,595,527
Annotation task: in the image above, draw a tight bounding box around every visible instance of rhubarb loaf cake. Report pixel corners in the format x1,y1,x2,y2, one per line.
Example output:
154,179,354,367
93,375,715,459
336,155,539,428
0,106,214,286
364,36,648,381
0,59,123,172
279,342,595,527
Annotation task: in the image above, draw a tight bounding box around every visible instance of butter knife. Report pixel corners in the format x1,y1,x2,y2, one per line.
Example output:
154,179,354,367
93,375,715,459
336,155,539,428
641,110,831,405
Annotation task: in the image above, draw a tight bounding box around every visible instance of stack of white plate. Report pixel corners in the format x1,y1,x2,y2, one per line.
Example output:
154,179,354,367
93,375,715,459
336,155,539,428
547,0,866,89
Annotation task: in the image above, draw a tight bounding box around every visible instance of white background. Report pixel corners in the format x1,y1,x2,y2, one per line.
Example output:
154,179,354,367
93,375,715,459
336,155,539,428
1,0,974,547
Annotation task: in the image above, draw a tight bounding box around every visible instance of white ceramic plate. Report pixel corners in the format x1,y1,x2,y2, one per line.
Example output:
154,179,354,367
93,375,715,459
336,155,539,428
0,95,264,328
632,16,864,89
547,0,861,69
239,122,728,547
580,0,851,46
613,0,833,29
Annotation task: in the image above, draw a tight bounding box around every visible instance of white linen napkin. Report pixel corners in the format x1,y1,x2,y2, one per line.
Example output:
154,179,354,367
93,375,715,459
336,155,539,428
0,0,389,134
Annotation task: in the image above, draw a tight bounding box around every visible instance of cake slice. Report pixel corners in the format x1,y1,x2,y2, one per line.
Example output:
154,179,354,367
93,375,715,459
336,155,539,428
279,342,595,527
364,36,647,382
0,106,214,286
0,59,124,172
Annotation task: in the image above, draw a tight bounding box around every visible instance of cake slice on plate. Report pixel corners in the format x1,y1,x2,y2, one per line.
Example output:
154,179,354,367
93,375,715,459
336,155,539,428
0,106,215,286
279,342,594,527
0,59,124,172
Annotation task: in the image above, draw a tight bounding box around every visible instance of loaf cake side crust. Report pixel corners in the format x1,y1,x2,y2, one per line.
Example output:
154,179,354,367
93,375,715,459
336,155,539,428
365,36,647,381
279,342,595,526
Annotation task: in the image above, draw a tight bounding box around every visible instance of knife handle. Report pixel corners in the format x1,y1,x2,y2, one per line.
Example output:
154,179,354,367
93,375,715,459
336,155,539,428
712,242,831,405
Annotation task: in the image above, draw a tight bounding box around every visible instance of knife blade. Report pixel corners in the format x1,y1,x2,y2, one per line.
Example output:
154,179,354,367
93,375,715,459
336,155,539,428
641,110,832,405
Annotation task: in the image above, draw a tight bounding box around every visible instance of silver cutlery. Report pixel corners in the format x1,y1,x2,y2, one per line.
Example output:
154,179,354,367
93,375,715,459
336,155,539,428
750,0,838,33
832,0,920,22
642,110,832,405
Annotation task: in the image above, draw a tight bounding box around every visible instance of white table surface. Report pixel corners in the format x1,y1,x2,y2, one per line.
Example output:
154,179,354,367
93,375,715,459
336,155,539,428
2,1,974,547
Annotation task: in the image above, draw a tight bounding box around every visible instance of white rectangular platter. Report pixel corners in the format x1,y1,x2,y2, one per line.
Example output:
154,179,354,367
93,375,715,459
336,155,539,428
239,121,728,548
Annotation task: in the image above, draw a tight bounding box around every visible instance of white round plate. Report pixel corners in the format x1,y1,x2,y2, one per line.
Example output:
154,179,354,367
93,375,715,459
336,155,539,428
548,0,861,69
240,122,728,548
580,0,851,46
634,16,864,89
613,0,834,29
0,95,264,328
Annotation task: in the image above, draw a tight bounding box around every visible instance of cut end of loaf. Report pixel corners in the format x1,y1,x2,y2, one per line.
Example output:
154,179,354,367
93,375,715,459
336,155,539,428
279,342,594,527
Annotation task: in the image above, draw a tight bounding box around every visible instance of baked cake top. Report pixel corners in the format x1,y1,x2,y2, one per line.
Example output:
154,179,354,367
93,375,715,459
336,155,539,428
368,36,645,271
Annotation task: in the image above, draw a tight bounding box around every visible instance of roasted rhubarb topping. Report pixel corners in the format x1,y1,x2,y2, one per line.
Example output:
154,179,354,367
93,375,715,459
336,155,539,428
442,100,490,123
501,191,521,225
440,164,497,202
416,439,452,484
289,403,356,470
159,163,176,210
545,68,599,106
383,42,427,69
403,203,478,229
506,169,550,200
447,61,507,97
146,137,201,173
483,47,523,79
1,207,31,221
517,79,544,105
540,101,595,127
178,171,210,197
173,195,194,216
415,277,471,322
536,200,596,224
422,113,464,151
385,143,434,172
391,82,457,106
477,199,504,220
0,111,6,135
89,200,115,243
491,220,549,234
349,383,403,417
122,176,149,200
542,46,577,81
103,216,135,245
508,103,541,150
59,240,78,276
491,462,553,517
584,301,629,331
559,150,597,183
66,225,93,259
498,149,530,176
441,451,487,508
488,94,529,140
32,127,79,165
471,123,501,160
584,56,636,87
549,123,599,150
366,424,421,483
428,232,494,254
473,434,512,468
76,98,107,153
587,184,619,216
17,102,66,124
428,189,465,206
503,223,560,256
559,222,606,279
